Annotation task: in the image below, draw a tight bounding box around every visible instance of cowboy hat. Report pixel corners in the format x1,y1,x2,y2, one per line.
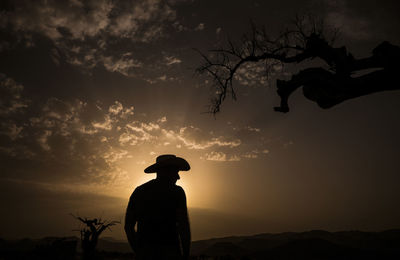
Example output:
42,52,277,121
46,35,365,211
144,154,190,173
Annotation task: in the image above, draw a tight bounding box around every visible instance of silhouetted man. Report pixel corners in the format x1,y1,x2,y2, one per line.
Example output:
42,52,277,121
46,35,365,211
125,154,191,260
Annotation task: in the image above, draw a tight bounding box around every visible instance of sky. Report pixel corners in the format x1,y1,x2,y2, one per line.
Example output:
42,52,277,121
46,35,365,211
1,0,400,241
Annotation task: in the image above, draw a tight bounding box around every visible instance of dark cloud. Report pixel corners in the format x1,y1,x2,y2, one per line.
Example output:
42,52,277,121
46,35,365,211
0,73,29,116
0,0,190,79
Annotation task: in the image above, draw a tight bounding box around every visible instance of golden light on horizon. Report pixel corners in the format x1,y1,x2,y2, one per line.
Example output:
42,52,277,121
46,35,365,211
116,151,221,210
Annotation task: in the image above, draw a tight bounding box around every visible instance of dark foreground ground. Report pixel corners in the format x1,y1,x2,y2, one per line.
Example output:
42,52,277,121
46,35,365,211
1,229,399,259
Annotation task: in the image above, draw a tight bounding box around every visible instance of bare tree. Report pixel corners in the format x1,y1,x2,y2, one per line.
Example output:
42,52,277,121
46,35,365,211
196,15,400,114
71,214,120,259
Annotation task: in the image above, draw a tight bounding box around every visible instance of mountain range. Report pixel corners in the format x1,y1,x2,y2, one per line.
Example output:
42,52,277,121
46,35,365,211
1,229,399,259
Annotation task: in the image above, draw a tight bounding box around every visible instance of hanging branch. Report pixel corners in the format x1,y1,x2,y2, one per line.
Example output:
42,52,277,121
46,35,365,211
196,14,400,113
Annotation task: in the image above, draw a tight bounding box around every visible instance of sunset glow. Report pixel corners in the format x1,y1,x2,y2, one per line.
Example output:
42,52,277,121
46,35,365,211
1,0,400,244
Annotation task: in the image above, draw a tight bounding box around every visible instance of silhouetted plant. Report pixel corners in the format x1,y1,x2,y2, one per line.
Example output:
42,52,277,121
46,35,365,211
196,14,400,114
71,214,120,259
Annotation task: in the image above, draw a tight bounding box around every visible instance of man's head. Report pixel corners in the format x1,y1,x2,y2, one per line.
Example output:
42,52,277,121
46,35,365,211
156,165,180,184
144,154,190,184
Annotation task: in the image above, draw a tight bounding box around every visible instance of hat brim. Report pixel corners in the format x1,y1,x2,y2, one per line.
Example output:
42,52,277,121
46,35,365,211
144,157,190,173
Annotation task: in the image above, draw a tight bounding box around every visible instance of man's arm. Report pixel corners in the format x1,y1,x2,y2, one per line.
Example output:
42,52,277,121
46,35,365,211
124,191,139,253
177,188,191,260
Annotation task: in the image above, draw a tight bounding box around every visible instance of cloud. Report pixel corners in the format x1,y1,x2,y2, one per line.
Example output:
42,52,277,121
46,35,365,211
202,151,240,162
323,0,371,40
157,116,167,123
3,124,23,141
0,74,30,143
163,126,241,150
101,53,143,76
243,153,258,159
165,55,182,66
0,0,185,76
195,23,205,31
102,148,129,164
234,60,273,87
0,77,269,187
203,148,269,162
245,126,261,132
108,101,124,115
108,0,176,41
0,88,141,185
172,21,188,32
37,130,52,151
242,149,268,159
0,74,29,115
158,75,168,81
283,140,294,148
119,121,161,146
1,0,177,42
92,115,113,131
1,0,113,41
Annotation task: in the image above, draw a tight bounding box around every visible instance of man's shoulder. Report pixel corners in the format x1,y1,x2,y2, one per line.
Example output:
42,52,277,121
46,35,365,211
133,180,185,195
174,184,184,192
173,185,186,199
134,179,156,191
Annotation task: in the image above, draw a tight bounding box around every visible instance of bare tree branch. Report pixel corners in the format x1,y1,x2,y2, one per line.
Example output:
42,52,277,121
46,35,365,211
195,15,400,114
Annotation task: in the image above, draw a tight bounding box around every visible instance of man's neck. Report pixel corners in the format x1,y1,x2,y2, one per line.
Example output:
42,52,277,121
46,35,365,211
155,177,176,185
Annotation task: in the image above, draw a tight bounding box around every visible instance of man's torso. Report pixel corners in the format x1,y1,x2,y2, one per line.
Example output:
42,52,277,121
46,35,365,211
129,180,185,247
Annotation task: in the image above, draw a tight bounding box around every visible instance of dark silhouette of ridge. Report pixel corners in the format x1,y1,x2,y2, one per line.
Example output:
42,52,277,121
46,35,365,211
1,229,399,259
0,236,78,260
250,238,358,260
201,241,249,257
191,229,400,259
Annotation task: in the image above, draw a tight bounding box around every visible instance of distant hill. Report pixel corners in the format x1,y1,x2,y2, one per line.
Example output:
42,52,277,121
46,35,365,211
190,229,400,259
1,230,399,259
97,237,132,253
0,236,79,259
